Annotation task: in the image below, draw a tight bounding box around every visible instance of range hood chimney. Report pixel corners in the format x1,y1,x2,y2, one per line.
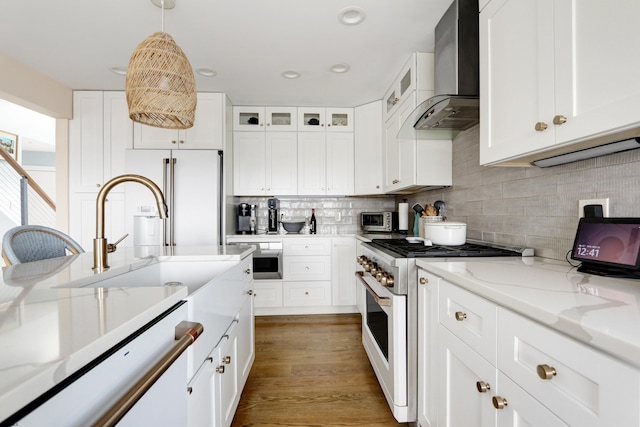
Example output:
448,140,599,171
398,0,479,140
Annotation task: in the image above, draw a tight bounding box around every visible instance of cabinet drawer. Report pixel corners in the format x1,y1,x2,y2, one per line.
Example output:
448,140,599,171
283,281,331,307
283,256,331,281
439,281,497,364
497,308,640,427
283,238,331,255
253,281,283,308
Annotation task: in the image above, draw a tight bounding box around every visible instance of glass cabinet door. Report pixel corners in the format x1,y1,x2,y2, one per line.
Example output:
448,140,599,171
326,108,354,132
233,106,265,131
265,107,297,131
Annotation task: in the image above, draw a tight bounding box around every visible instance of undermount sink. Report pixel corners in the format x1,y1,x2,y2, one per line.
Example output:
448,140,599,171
65,260,237,294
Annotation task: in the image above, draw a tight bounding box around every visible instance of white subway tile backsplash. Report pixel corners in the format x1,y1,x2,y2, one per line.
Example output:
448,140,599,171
233,196,396,235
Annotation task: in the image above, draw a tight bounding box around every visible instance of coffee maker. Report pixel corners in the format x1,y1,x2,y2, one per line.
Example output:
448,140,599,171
267,198,279,233
237,203,253,234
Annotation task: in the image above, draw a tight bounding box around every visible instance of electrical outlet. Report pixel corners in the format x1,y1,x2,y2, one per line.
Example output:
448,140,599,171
578,198,610,219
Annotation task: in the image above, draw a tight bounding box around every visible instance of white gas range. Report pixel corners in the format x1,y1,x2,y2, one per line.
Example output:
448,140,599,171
357,238,533,423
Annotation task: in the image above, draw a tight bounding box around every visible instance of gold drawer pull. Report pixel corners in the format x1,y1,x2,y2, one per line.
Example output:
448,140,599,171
537,364,557,380
216,365,225,374
476,381,491,393
419,277,427,285
223,356,231,364
535,122,548,131
492,396,508,409
553,115,567,125
455,311,467,321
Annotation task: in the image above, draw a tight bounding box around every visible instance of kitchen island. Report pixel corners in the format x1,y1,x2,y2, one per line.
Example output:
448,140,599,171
0,245,254,426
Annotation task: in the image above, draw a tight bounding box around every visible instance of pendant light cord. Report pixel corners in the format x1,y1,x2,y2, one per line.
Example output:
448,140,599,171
160,0,165,32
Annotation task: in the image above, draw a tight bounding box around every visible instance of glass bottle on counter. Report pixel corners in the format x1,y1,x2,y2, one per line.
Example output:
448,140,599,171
310,208,317,234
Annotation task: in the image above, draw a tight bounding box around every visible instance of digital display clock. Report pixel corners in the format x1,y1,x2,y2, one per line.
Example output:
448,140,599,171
571,217,640,276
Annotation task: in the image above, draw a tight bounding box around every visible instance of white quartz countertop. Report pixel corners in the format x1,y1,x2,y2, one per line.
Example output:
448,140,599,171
0,245,253,422
227,233,400,242
416,257,640,369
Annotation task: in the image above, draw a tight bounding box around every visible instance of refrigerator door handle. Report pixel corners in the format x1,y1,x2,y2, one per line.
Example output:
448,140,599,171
169,158,176,246
163,158,170,246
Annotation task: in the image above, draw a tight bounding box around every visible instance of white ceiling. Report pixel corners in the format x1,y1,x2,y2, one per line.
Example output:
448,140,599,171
0,0,454,108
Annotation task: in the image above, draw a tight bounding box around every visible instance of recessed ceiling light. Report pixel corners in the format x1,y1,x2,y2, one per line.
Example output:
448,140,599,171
110,67,127,76
196,68,217,77
338,6,366,26
281,70,301,79
330,63,350,74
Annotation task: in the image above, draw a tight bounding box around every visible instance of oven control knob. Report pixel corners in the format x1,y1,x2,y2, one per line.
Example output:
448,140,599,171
364,261,373,272
371,266,379,276
358,256,368,265
376,271,384,282
381,274,394,287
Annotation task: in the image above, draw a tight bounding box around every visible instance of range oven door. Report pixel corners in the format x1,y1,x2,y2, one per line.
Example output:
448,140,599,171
356,271,408,422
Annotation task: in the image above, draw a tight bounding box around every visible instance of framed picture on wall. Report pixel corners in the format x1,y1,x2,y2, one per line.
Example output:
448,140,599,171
0,130,18,161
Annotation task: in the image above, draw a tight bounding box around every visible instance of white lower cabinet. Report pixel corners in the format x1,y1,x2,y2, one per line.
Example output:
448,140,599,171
438,326,497,427
252,237,359,315
422,270,640,427
283,281,331,307
417,270,439,427
283,238,332,308
187,259,255,427
331,237,357,306
497,308,640,427
252,280,283,308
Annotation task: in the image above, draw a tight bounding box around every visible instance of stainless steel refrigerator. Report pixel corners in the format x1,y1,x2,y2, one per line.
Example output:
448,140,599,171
124,149,223,247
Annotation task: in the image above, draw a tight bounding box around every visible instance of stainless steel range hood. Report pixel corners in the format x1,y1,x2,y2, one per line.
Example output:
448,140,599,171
398,0,479,140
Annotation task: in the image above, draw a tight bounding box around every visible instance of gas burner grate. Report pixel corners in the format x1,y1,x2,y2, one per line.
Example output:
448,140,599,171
368,239,524,258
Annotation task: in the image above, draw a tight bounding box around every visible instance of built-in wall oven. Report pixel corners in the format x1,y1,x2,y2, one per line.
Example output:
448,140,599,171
357,238,533,424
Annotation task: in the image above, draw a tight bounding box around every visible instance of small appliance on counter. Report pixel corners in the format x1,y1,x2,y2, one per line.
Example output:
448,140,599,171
237,203,254,234
268,198,279,233
361,212,399,233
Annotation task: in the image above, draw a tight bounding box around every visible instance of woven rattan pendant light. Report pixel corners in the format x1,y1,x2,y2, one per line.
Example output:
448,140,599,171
126,0,197,129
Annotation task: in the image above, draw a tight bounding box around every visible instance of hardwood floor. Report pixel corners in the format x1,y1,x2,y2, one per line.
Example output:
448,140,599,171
231,314,408,427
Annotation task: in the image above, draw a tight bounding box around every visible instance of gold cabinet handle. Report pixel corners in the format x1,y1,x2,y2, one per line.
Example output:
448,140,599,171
179,140,184,144
455,311,467,321
216,365,225,374
419,277,428,285
553,115,567,125
171,140,177,144
536,364,557,380
535,122,548,131
94,321,204,427
223,356,231,364
476,381,491,393
245,268,251,275
492,396,508,409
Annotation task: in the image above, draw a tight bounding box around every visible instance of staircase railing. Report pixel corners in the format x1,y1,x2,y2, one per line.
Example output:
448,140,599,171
0,148,56,228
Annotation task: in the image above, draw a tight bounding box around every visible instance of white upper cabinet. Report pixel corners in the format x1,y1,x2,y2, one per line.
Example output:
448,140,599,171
383,53,434,122
233,106,298,131
354,101,384,195
297,107,354,132
480,0,640,165
133,93,225,150
298,132,354,196
382,52,451,194
233,131,297,196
